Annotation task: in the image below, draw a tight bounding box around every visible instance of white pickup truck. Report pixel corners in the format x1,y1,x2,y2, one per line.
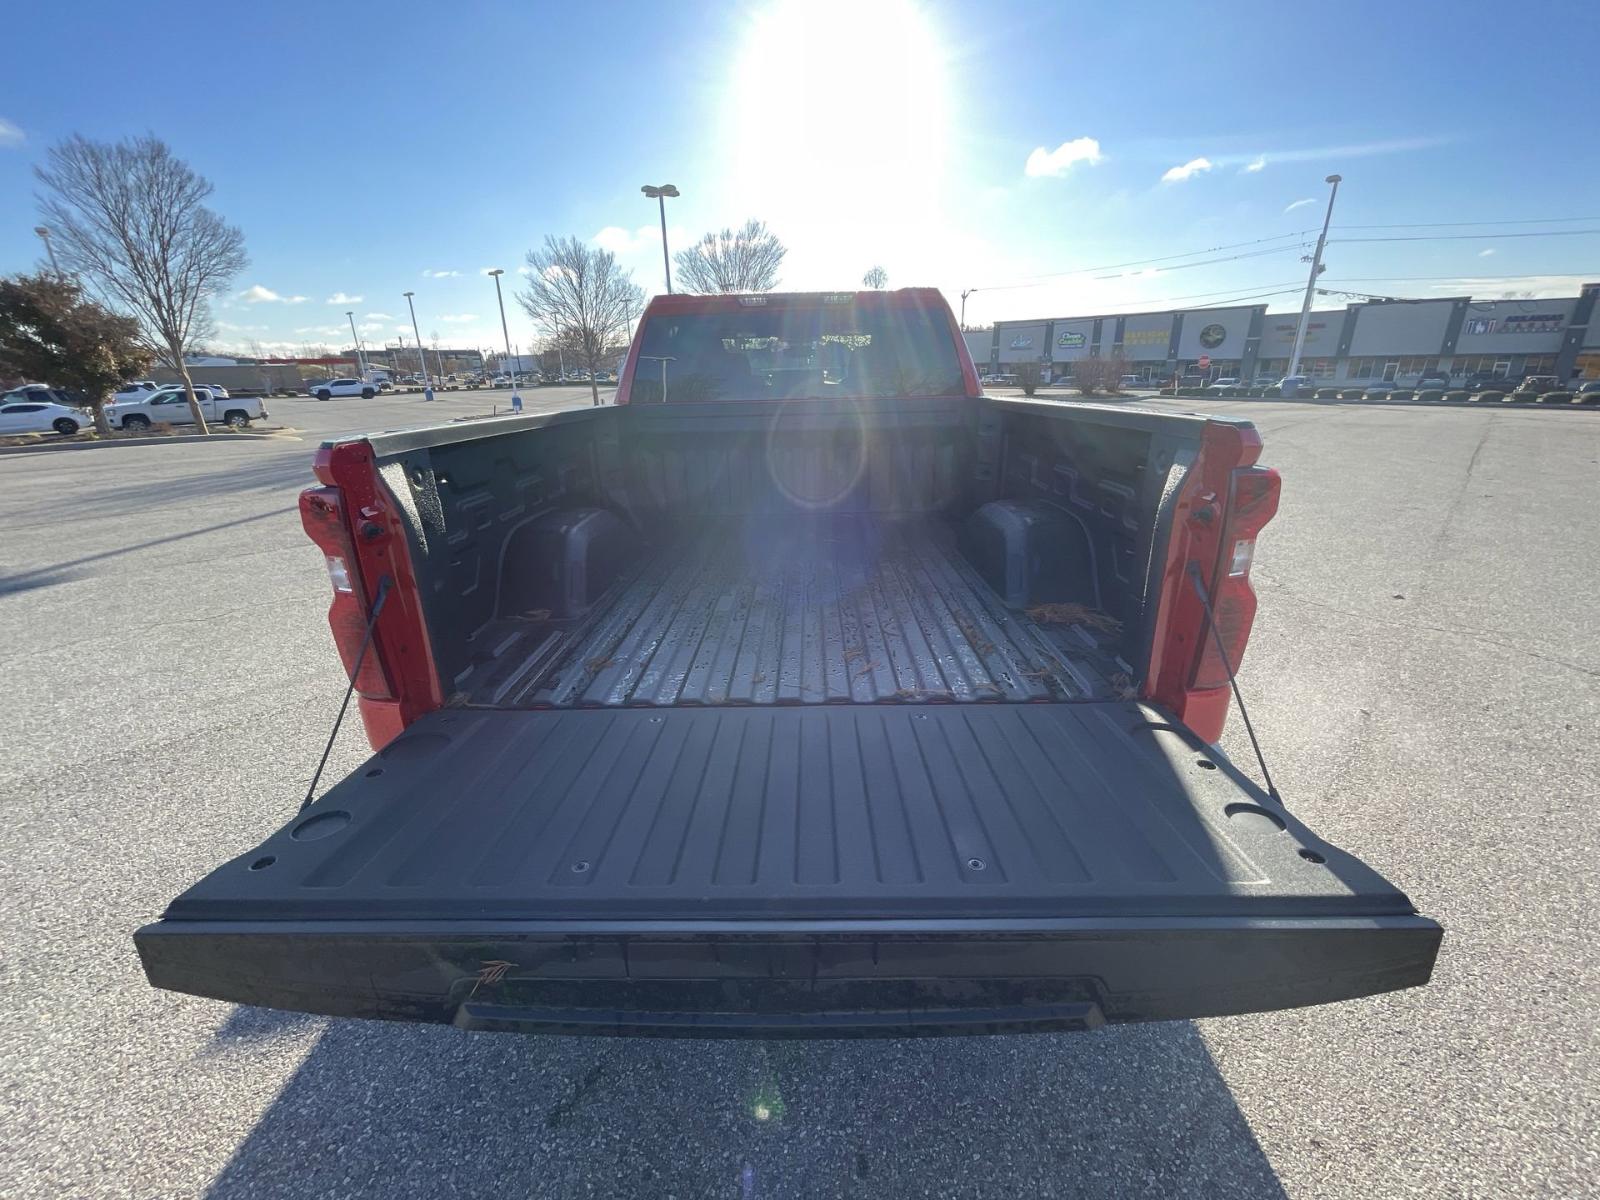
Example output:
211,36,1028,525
104,385,267,430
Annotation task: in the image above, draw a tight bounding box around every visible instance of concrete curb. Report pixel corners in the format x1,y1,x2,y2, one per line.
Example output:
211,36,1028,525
0,428,302,457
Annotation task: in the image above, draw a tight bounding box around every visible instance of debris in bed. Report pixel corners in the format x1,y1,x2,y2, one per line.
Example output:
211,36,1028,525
854,659,880,678
586,655,616,672
1026,603,1122,633
1108,671,1139,701
510,608,553,622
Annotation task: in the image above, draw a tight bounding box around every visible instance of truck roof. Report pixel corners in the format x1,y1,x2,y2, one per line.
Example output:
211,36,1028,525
640,287,949,316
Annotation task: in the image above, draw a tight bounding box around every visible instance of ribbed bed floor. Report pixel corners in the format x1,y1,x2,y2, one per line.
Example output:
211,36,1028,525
460,516,1126,709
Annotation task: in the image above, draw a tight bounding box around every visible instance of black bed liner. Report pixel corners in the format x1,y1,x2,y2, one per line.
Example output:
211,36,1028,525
161,702,1416,925
456,516,1126,709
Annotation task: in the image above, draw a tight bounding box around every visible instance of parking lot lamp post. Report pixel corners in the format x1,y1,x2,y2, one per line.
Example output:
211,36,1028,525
345,311,368,382
1287,174,1341,380
403,291,433,401
33,226,63,278
640,184,679,294
487,269,520,412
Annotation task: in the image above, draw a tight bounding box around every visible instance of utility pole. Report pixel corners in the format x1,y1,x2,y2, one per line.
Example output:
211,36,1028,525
33,226,63,278
960,288,974,329
487,269,521,412
1287,174,1342,380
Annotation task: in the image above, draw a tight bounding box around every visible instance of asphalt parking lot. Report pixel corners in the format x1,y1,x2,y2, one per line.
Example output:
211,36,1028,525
2,394,1595,1198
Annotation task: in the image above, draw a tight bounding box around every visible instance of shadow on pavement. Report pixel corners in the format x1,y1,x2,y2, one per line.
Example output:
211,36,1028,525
0,507,297,595
205,1016,1284,1199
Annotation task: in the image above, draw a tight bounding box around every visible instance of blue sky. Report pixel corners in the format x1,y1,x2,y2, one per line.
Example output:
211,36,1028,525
3,0,1597,355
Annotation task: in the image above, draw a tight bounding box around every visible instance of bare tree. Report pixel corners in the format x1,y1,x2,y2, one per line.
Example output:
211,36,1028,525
1015,361,1043,397
862,265,889,290
518,236,643,406
1071,356,1128,396
34,134,248,433
674,219,786,294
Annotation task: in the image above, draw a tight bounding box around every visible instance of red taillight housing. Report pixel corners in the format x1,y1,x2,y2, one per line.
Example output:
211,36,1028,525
1144,421,1280,743
298,441,443,749
1189,466,1280,692
299,486,394,700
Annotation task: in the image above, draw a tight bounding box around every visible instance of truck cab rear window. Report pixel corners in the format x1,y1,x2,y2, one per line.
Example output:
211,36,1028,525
632,306,964,401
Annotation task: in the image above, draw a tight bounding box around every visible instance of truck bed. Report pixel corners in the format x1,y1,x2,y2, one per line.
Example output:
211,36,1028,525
457,515,1127,709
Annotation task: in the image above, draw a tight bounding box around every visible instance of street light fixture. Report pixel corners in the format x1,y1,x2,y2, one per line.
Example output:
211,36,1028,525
640,184,680,294
1287,174,1342,381
402,291,434,401
487,269,520,412
33,226,63,277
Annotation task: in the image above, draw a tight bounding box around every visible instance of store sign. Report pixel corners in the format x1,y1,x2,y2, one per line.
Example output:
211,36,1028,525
1056,330,1087,348
1502,314,1564,334
1123,329,1168,346
1463,318,1496,335
1009,335,1035,350
1270,321,1328,342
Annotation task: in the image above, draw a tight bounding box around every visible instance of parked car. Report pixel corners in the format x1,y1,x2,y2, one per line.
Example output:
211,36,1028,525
1512,375,1560,396
377,379,394,393
1275,375,1311,397
1463,372,1518,392
105,385,265,429
1205,377,1240,391
1119,374,1143,388
1413,372,1451,389
113,380,161,401
309,378,376,400
140,287,1441,1039
1362,380,1396,394
0,390,93,435
979,373,1019,387
1577,380,1600,396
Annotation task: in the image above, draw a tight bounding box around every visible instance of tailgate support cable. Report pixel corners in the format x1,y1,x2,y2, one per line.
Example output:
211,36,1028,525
301,576,392,812
1186,563,1282,804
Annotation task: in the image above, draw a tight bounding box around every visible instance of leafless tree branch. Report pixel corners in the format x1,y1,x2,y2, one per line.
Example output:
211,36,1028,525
517,237,643,405
673,219,786,294
35,134,247,432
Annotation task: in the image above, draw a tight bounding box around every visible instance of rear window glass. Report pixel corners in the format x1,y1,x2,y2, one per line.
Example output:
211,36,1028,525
631,302,964,402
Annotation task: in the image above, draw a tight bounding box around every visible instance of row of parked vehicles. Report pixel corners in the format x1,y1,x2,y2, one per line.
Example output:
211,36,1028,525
0,380,267,435
1197,372,1600,402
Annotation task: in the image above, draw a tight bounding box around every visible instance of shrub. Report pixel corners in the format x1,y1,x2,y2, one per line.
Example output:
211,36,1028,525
1339,388,1366,400
1262,385,1282,398
1016,361,1043,397
1535,390,1573,403
1443,390,1470,402
1314,388,1339,399
1416,389,1444,403
1389,389,1415,402
1473,390,1504,403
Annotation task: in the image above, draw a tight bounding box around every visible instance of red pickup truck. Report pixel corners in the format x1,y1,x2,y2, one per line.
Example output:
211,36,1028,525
137,288,1440,1037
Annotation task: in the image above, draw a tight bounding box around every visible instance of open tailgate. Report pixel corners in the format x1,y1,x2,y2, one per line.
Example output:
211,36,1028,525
137,703,1440,1036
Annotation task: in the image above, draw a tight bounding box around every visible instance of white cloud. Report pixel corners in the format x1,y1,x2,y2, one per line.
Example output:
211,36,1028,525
294,325,344,336
422,268,461,278
0,117,24,148
240,284,306,304
326,292,363,304
215,320,266,333
357,321,387,334
439,313,479,323
1241,155,1267,173
1479,248,1496,257
1024,137,1103,178
1161,157,1213,183
364,311,395,320
1284,197,1317,213
517,266,534,276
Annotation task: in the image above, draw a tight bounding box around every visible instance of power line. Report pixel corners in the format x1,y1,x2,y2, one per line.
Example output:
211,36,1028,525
1332,216,1599,230
971,231,1313,292
1322,272,1598,283
1331,229,1600,243
1092,244,1303,280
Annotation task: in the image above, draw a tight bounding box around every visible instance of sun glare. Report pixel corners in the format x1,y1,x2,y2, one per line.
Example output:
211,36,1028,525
725,0,953,285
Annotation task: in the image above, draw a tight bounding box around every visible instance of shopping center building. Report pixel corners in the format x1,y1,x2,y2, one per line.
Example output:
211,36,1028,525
975,283,1600,385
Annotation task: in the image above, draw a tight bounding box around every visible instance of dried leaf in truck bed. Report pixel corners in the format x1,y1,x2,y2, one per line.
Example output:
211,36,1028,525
1026,603,1122,633
1108,671,1139,701
586,656,615,672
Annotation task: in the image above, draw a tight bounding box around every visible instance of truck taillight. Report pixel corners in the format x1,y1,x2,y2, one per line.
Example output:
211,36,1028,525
299,486,393,700
1191,466,1280,692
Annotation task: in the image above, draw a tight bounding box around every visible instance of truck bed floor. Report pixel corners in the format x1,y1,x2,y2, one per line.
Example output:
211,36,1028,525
461,515,1126,708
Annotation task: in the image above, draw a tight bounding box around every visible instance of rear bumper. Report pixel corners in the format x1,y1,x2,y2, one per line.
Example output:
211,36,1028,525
135,914,1441,1038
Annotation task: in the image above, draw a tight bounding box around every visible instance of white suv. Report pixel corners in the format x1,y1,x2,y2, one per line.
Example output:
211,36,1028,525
310,378,376,400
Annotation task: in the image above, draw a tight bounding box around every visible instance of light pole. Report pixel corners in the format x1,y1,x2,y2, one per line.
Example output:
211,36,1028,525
640,184,680,293
960,288,976,329
402,291,433,401
33,226,62,278
487,269,520,412
345,310,367,381
1287,174,1342,381
638,355,675,404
